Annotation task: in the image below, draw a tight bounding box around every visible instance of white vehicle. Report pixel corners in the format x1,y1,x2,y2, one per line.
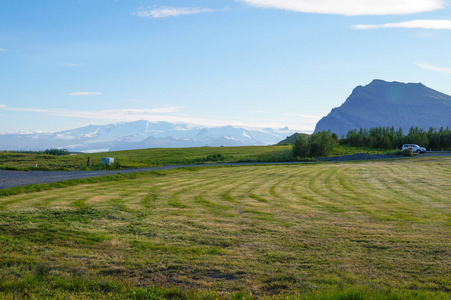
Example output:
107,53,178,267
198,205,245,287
402,144,427,154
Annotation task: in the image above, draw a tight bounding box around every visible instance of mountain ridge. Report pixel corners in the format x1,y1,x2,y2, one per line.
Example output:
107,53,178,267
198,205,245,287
0,120,298,152
314,79,451,137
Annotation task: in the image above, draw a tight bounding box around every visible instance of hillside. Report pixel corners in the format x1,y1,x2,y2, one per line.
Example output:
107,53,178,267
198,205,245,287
277,132,310,145
315,79,451,137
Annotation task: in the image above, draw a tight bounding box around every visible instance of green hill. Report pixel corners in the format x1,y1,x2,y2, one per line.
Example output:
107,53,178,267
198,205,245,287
277,133,310,145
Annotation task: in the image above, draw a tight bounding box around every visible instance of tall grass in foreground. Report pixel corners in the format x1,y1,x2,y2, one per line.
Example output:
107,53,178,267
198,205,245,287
0,157,450,298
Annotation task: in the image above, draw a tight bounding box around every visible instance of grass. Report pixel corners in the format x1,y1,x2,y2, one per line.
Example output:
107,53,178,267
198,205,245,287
330,145,387,156
0,145,294,171
0,144,389,171
0,157,450,299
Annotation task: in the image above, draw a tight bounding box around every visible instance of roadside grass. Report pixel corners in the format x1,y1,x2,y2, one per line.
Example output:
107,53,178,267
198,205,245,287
0,157,450,299
330,145,387,156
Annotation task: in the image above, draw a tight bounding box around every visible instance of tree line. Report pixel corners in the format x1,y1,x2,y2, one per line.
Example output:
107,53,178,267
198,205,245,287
7,149,70,156
341,126,451,151
293,126,451,158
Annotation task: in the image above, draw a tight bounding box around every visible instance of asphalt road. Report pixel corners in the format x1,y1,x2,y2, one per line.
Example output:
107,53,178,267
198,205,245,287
0,162,299,190
1,152,450,190
0,164,200,190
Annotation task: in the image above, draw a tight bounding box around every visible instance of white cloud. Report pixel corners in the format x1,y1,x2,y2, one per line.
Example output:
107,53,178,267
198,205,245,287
0,105,310,131
416,62,451,74
143,107,181,114
0,106,65,113
354,20,451,30
0,48,5,51
133,7,219,18
0,106,186,130
238,0,443,16
69,92,103,96
0,106,182,117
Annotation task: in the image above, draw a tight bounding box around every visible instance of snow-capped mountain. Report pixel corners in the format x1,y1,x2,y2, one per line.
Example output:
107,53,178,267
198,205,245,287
0,120,299,152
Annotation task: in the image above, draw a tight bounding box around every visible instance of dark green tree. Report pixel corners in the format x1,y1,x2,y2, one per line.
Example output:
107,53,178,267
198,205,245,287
292,134,309,158
308,131,336,157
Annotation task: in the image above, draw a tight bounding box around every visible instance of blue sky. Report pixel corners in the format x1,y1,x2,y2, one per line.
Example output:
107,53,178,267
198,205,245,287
1,0,450,134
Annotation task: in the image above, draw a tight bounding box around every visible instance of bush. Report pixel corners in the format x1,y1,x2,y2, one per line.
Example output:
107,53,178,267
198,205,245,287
308,131,336,157
401,149,412,156
292,135,309,158
44,149,70,156
292,131,337,158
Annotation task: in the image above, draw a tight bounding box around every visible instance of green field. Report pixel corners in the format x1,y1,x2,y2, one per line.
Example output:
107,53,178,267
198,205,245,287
0,157,450,299
0,146,292,171
0,145,389,171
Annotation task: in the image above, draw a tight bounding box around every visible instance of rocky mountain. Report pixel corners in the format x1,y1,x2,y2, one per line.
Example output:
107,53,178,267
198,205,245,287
0,120,297,152
314,79,451,137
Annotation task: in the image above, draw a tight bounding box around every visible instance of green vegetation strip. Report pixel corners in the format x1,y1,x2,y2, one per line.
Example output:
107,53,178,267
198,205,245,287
0,157,450,299
0,145,294,171
0,144,387,172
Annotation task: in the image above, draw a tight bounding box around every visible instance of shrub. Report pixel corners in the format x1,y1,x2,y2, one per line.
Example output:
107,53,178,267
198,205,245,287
401,149,412,156
44,148,70,156
292,134,309,158
308,131,336,157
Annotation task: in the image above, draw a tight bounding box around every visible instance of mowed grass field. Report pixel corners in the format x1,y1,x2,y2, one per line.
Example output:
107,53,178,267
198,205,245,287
0,157,450,299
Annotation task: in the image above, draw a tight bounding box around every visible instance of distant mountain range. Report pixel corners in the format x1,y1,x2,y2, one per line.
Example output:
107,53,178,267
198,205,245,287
4,80,449,152
315,79,451,137
0,121,298,152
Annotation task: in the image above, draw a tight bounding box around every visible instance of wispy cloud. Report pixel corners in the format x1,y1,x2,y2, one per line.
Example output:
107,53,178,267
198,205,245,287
133,7,220,18
0,106,183,118
0,105,309,131
416,62,451,74
69,92,103,96
0,48,5,51
237,0,443,16
354,20,451,30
